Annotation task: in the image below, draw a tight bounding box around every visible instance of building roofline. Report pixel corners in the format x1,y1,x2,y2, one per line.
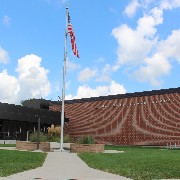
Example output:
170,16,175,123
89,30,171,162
0,102,66,124
50,87,180,105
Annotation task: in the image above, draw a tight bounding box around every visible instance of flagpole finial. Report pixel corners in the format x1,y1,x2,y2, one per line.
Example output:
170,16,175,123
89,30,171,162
66,4,69,9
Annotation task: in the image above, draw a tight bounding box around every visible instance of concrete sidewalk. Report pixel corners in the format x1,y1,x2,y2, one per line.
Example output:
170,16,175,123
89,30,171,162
1,150,131,180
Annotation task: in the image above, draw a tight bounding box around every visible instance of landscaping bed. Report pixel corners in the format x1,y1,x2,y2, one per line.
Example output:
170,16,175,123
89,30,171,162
70,143,104,153
16,141,50,151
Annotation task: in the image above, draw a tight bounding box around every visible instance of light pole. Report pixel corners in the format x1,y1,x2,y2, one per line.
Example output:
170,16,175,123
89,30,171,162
37,116,40,150
26,131,29,141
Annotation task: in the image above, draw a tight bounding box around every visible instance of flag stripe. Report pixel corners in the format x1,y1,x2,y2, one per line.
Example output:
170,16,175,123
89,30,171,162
67,13,80,58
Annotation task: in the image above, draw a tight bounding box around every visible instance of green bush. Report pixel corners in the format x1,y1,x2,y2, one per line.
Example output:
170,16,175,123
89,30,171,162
29,132,73,143
46,134,60,142
63,134,73,143
78,135,95,144
29,131,47,142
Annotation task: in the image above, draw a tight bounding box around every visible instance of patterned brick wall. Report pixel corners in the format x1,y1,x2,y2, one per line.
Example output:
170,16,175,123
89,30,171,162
50,92,180,146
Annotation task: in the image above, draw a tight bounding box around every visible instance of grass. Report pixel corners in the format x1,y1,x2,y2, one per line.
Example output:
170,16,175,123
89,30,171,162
0,144,16,147
78,145,180,180
0,150,47,177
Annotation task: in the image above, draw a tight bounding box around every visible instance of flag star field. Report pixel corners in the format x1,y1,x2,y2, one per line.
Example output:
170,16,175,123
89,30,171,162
0,0,180,104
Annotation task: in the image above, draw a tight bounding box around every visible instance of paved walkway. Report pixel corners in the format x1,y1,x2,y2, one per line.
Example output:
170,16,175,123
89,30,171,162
1,149,131,180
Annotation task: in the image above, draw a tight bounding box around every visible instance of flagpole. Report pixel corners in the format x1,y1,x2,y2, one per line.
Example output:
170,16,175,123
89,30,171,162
60,4,69,151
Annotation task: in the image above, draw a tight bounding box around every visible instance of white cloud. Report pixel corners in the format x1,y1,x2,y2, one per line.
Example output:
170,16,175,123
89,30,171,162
124,0,180,18
160,0,180,10
78,63,113,84
112,23,157,67
0,70,19,103
65,94,74,100
0,54,51,104
134,53,172,86
112,64,120,72
124,0,140,17
150,7,163,25
66,60,81,72
16,54,51,101
137,15,157,37
158,29,180,63
109,81,127,95
2,15,11,25
96,64,112,82
78,67,97,82
134,29,180,85
66,80,126,100
0,47,9,64
112,1,180,86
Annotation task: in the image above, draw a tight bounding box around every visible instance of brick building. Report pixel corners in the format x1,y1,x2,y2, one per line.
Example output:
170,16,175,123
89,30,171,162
50,87,180,146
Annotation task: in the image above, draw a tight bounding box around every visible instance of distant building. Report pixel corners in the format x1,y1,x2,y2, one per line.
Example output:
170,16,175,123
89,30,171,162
0,99,67,141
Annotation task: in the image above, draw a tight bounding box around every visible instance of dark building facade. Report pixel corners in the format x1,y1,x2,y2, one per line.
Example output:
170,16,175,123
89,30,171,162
50,87,180,146
0,101,64,141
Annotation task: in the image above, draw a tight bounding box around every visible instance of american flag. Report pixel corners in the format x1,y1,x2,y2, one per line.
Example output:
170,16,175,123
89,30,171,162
68,13,80,58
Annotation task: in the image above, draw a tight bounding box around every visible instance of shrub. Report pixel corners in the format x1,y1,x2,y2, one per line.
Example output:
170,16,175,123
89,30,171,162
46,134,60,142
47,124,61,136
78,135,95,144
47,124,61,142
29,131,47,142
63,134,73,143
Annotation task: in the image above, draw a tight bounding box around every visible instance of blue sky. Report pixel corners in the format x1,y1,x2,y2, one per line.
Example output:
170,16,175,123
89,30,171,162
0,0,180,104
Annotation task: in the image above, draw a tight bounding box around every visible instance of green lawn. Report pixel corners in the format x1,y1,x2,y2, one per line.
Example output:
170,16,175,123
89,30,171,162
0,150,47,177
78,145,180,180
0,144,16,147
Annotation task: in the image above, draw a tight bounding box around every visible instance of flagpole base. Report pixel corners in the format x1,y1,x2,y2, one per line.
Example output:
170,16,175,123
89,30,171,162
54,148,67,152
